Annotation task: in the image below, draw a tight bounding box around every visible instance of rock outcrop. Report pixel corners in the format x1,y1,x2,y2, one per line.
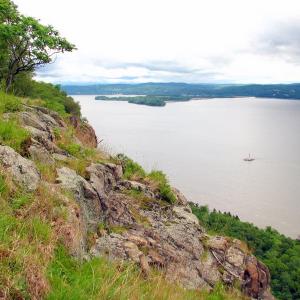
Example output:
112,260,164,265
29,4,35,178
69,115,98,148
56,167,102,230
89,177,271,298
0,105,273,299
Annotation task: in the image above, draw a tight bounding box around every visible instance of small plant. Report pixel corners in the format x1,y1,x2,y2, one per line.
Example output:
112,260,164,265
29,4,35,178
53,127,62,140
146,170,176,204
109,225,128,234
10,193,33,210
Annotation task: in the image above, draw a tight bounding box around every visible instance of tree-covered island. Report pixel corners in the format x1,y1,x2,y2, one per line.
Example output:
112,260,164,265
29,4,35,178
95,95,193,106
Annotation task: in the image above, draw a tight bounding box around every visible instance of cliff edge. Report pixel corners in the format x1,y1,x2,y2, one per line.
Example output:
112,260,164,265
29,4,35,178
0,103,273,299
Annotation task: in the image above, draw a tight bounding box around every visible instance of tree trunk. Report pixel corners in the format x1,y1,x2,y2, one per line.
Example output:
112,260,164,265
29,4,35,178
5,73,14,93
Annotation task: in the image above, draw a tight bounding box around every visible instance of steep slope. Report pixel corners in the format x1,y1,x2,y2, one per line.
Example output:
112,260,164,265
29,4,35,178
0,95,273,299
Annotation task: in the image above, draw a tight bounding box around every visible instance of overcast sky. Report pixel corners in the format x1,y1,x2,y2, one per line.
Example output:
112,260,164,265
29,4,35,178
14,0,300,84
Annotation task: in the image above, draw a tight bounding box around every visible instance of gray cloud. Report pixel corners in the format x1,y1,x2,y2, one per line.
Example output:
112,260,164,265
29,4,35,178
93,59,201,74
255,20,300,63
36,57,224,83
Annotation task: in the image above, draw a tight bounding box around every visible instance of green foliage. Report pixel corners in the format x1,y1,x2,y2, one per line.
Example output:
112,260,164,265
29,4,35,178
12,72,34,96
191,204,300,300
0,0,75,92
28,81,81,116
117,154,146,180
147,170,176,204
0,119,30,153
0,1,79,117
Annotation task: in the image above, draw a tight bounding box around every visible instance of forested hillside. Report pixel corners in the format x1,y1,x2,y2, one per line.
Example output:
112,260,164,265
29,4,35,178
191,204,300,300
63,82,300,100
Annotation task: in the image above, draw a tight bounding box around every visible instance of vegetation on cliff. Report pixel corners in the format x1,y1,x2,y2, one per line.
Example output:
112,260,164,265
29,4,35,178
117,154,176,204
0,91,249,300
191,204,300,300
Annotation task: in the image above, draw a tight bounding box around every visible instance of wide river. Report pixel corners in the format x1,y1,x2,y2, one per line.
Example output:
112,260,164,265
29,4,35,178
73,96,300,238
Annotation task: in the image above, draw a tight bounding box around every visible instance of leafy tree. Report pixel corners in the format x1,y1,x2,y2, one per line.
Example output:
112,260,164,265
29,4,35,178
0,0,76,92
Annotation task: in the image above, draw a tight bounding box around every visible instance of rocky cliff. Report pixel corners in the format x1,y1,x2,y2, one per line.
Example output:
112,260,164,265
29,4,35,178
0,104,273,299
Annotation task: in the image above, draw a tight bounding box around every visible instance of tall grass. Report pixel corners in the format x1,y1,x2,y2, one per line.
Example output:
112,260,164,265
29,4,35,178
0,119,30,153
47,245,243,300
0,176,53,299
0,92,22,113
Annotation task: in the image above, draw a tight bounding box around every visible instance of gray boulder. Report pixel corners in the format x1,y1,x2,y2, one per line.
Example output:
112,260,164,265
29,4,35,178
28,141,55,165
0,145,40,191
172,187,189,206
56,167,102,229
86,163,118,196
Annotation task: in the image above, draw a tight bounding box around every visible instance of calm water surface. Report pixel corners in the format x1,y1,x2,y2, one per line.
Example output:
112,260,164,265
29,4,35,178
73,96,300,238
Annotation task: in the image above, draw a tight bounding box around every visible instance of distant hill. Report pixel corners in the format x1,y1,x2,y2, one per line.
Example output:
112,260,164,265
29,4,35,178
62,82,300,99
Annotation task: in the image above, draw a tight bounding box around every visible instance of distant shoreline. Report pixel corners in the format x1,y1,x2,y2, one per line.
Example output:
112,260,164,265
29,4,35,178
92,94,300,107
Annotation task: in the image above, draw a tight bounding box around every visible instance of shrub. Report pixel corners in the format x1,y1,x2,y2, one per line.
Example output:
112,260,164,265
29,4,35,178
28,81,81,117
60,142,82,157
147,170,176,204
0,119,30,153
117,154,146,180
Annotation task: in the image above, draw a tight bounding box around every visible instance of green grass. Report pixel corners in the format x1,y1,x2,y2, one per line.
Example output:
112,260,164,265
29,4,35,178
0,175,8,196
0,197,53,299
10,193,33,210
0,92,22,113
117,154,176,204
0,119,30,153
47,245,243,300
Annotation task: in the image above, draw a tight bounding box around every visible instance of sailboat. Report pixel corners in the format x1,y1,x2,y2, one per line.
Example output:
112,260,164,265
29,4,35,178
244,153,255,162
